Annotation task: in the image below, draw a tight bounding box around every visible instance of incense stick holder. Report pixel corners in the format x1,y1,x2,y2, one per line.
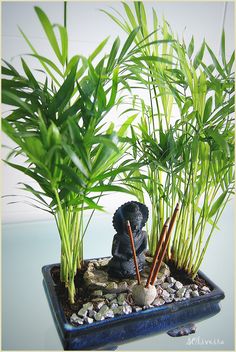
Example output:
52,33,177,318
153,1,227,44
132,284,157,306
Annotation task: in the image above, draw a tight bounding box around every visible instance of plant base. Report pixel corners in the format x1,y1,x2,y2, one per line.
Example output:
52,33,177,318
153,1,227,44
42,257,224,350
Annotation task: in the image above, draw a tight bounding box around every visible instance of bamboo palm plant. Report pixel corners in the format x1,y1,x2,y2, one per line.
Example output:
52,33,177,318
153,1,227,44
2,5,142,303
105,2,235,278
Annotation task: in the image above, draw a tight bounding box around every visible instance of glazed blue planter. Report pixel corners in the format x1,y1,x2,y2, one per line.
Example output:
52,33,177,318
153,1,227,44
42,261,224,350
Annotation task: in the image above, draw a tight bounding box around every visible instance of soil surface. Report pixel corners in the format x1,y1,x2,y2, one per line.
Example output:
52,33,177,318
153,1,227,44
52,264,88,319
167,260,209,288
51,256,210,322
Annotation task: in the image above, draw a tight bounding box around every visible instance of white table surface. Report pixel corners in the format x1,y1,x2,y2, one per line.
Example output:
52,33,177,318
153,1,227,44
2,204,234,350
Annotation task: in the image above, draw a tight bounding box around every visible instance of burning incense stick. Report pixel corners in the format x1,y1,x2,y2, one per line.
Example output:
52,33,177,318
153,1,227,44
145,218,170,288
150,203,180,286
127,220,141,285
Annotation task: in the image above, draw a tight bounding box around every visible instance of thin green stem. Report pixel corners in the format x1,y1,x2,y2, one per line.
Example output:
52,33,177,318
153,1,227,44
64,1,67,30
192,192,232,277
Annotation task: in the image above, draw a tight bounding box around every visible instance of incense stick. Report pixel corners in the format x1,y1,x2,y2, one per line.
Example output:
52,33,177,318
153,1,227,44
150,203,180,286
127,220,141,285
145,218,170,288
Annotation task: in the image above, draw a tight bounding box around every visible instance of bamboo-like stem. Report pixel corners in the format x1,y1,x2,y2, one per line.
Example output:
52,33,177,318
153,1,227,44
54,190,71,267
150,203,179,285
192,190,231,278
126,221,141,285
146,217,170,288
64,1,67,29
150,200,158,255
187,183,220,273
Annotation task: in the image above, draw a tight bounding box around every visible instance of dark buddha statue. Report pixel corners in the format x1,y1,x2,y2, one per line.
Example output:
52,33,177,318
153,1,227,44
108,201,149,279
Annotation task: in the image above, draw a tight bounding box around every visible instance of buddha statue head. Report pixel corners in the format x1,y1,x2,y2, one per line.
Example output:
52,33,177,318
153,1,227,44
112,201,149,237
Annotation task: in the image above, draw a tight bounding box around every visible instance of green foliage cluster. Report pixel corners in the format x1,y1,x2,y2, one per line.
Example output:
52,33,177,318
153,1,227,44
107,2,234,277
2,5,142,303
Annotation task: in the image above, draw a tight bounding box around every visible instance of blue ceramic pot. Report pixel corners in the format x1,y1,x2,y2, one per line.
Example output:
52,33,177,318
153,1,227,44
42,260,224,350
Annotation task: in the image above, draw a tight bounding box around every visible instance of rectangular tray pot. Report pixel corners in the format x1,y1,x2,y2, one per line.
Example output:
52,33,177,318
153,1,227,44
42,261,225,350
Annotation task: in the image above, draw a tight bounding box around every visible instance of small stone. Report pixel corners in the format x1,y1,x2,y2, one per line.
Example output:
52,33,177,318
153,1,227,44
174,296,186,301
94,312,105,321
164,296,174,303
133,306,142,312
155,279,164,286
156,285,163,295
174,297,181,302
117,293,127,305
176,287,186,298
191,284,198,290
159,263,170,276
142,304,154,310
104,293,117,301
185,291,191,299
84,267,108,288
174,281,183,290
145,256,153,263
97,301,106,310
82,302,93,311
106,282,118,291
110,302,118,309
91,297,104,303
191,290,199,297
99,304,110,316
167,277,176,284
118,281,128,291
161,289,170,299
70,313,83,325
126,279,137,290
200,290,208,295
91,290,103,297
110,298,118,305
113,306,125,316
161,282,170,289
184,285,191,290
123,303,132,314
201,285,211,292
97,282,107,288
142,305,149,310
167,287,176,294
105,310,115,318
84,316,94,324
78,307,88,318
88,310,96,318
153,297,165,306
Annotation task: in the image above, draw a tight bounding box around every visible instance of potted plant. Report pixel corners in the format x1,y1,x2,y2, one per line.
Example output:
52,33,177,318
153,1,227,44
2,2,233,350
